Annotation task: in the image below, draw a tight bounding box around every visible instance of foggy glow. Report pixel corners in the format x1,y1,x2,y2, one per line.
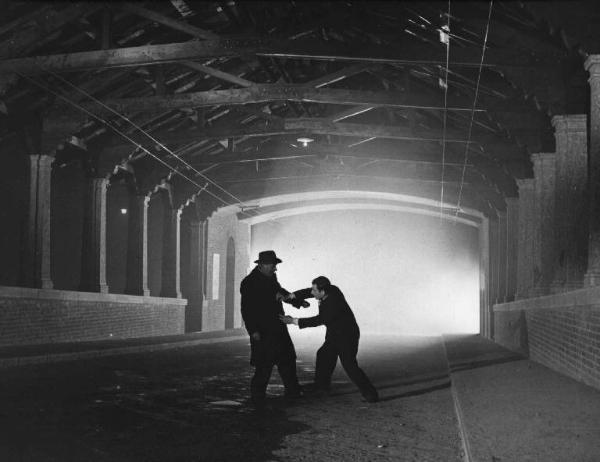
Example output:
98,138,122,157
252,209,479,338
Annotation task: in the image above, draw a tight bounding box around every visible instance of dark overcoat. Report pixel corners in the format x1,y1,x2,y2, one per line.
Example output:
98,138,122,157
240,267,296,366
294,285,360,346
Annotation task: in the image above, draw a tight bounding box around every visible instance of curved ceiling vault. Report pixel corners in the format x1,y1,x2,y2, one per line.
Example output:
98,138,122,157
213,190,483,228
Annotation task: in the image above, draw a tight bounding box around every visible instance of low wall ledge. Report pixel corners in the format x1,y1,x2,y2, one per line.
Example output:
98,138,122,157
494,286,600,312
0,286,188,306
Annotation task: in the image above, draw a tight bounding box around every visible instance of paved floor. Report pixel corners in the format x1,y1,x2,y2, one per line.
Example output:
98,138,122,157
0,333,599,461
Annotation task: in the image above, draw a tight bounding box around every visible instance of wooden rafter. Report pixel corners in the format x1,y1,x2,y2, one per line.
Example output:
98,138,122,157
0,37,561,75
119,3,218,40
101,117,525,152
74,84,492,114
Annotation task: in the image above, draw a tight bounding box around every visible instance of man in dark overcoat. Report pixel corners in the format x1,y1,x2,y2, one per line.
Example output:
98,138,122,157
280,275,379,403
240,250,307,407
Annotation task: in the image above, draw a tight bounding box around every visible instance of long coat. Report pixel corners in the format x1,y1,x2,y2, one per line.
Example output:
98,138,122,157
294,285,360,346
240,267,296,366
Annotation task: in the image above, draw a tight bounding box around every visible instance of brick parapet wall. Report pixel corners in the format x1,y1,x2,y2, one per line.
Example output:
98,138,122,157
494,286,600,390
0,286,186,346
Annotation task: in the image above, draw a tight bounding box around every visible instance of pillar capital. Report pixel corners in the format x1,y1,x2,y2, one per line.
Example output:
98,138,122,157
530,152,556,164
585,55,600,80
516,178,534,192
551,114,587,133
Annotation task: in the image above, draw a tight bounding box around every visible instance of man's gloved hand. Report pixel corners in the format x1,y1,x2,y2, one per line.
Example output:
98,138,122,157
279,315,296,325
300,300,310,308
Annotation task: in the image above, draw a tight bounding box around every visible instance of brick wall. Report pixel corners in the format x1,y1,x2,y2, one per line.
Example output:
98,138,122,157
494,287,600,390
203,209,251,332
527,306,600,388
0,286,186,346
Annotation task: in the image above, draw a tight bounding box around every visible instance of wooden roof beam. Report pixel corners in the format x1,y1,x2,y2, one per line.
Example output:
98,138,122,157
186,143,475,167
101,117,524,152
184,62,254,87
75,84,490,114
119,3,219,40
0,38,559,75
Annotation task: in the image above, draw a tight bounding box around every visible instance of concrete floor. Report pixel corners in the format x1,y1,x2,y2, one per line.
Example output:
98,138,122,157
0,333,599,461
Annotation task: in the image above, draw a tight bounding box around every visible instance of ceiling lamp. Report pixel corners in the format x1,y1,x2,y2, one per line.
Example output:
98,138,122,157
297,137,314,148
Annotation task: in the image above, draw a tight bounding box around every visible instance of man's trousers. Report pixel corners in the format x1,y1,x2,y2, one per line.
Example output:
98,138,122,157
314,337,377,400
250,359,301,402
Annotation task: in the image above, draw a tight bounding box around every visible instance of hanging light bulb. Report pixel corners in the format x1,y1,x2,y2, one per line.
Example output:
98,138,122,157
296,137,314,148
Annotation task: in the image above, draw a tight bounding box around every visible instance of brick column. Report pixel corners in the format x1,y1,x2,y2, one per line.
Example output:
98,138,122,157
160,205,182,299
187,219,207,331
488,216,498,338
516,179,535,299
584,56,600,285
529,153,556,296
79,177,109,293
125,193,150,296
496,210,508,304
551,114,588,292
20,154,54,289
505,197,519,302
479,217,490,337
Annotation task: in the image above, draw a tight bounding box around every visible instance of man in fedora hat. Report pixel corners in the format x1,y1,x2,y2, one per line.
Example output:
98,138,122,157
280,275,379,403
240,250,308,408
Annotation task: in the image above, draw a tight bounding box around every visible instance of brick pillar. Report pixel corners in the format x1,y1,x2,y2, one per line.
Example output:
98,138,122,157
551,114,588,292
125,193,150,296
496,210,508,304
160,205,182,299
529,153,556,296
516,179,535,299
187,219,207,331
20,154,54,289
505,197,519,302
79,177,109,293
584,56,600,285
479,217,490,337
488,216,498,338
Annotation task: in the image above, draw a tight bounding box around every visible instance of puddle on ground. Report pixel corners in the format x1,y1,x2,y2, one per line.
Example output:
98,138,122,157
208,400,242,407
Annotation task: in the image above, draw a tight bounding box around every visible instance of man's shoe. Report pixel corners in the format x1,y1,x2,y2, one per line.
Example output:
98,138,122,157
302,383,331,394
362,392,379,403
284,388,304,400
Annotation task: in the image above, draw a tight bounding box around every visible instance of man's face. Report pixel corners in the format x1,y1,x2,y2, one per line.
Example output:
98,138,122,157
311,284,325,300
258,263,277,277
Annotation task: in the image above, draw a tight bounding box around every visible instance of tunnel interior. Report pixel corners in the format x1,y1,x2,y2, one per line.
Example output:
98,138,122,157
251,208,480,337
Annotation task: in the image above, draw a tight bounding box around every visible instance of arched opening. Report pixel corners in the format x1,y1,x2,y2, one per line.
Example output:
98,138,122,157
226,191,485,337
225,237,235,329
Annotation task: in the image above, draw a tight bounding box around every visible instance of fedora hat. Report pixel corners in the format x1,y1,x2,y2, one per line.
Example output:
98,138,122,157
254,250,282,264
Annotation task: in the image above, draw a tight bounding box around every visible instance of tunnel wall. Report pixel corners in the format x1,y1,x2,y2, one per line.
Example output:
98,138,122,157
0,286,186,346
203,210,250,332
494,287,600,390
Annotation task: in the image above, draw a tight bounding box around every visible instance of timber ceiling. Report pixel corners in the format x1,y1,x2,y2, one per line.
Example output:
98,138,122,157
0,1,596,218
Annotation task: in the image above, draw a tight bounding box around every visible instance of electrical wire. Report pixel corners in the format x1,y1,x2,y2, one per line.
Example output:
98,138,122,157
15,70,253,215
38,67,257,214
455,0,493,219
439,0,451,219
